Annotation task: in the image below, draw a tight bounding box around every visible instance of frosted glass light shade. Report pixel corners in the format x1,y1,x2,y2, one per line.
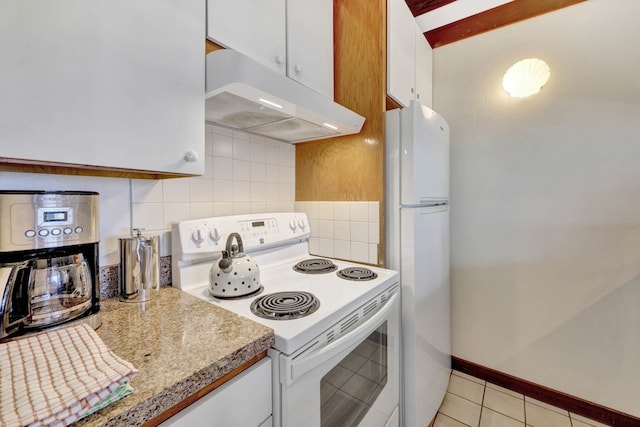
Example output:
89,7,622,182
502,58,550,98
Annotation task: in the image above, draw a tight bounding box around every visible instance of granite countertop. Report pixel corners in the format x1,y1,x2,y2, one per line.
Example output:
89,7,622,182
75,287,274,426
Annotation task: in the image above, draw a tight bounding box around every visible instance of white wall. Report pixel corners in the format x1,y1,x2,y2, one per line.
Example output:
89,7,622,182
434,0,640,416
0,124,295,266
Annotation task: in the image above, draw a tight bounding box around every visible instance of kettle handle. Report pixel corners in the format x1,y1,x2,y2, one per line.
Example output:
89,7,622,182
225,232,244,255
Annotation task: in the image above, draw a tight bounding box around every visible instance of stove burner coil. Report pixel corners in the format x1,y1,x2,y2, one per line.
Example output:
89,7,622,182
250,291,320,320
337,267,378,281
293,258,338,274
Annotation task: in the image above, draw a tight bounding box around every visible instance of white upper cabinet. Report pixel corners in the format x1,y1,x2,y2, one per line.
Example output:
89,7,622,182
387,0,433,108
414,26,433,107
207,0,334,99
0,0,205,176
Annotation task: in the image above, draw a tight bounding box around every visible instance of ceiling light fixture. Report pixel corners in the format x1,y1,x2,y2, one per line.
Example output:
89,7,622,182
502,58,550,98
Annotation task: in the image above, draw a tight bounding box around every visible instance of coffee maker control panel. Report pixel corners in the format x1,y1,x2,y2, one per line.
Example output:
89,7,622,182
0,191,99,251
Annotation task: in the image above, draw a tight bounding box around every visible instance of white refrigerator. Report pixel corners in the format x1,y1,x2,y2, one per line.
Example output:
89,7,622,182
385,101,451,427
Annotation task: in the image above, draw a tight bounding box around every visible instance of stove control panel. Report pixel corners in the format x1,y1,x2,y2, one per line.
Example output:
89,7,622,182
173,212,311,261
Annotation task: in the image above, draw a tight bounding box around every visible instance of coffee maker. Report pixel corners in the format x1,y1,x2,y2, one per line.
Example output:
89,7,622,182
0,191,101,341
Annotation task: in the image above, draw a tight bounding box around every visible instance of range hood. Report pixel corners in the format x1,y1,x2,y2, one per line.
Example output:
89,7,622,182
205,50,365,143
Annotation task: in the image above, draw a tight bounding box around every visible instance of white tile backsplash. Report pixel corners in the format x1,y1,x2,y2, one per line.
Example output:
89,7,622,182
296,201,381,265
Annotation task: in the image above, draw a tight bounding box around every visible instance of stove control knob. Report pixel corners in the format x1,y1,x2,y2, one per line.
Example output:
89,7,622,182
209,227,221,243
191,227,205,245
297,219,306,230
289,220,297,232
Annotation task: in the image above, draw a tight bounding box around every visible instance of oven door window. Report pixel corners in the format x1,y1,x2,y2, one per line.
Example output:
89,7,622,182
321,322,387,427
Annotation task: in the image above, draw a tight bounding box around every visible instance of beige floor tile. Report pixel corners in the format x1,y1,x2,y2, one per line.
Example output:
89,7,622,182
486,382,524,399
448,374,486,404
433,412,471,427
439,392,482,427
452,370,487,386
524,396,568,415
570,413,611,427
480,407,525,427
483,387,525,422
525,401,572,427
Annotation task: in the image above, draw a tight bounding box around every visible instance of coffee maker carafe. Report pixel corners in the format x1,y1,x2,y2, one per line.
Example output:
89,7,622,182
0,191,100,341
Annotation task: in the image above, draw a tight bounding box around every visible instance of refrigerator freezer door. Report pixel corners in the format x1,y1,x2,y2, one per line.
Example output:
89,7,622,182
400,101,449,205
400,205,451,427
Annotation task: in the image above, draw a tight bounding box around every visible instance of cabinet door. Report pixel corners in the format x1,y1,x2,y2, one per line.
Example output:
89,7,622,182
286,0,334,98
0,0,205,175
414,25,433,108
207,0,286,74
160,358,272,427
387,0,416,107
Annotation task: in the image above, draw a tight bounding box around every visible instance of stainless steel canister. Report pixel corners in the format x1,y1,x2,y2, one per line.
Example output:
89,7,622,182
119,228,159,302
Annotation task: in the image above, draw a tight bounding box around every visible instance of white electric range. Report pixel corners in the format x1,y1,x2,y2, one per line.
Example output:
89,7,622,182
172,212,400,427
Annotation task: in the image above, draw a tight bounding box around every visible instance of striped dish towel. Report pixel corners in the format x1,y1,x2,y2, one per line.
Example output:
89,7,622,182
0,324,138,427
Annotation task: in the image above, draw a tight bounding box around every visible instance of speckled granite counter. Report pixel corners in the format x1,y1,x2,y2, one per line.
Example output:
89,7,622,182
74,287,274,426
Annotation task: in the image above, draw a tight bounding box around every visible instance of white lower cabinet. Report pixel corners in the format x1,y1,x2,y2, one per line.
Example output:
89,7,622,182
160,358,272,427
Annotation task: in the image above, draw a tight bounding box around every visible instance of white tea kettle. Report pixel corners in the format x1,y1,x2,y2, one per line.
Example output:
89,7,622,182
209,232,261,298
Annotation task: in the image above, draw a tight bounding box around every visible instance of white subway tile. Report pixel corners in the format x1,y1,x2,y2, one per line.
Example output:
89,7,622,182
265,201,281,212
317,238,334,257
251,141,266,162
369,222,380,244
131,179,162,203
212,156,233,180
189,202,214,219
334,240,351,260
163,203,190,230
211,132,233,158
368,244,379,265
251,182,266,201
351,222,369,243
280,166,295,184
334,220,351,240
210,124,232,136
350,202,369,222
294,201,307,213
280,145,295,166
279,184,294,202
265,183,280,202
266,164,280,183
251,201,266,214
280,202,294,214
350,242,369,263
163,178,190,203
251,162,266,182
266,145,280,165
317,202,334,220
368,202,380,223
317,220,334,239
232,159,251,182
213,179,233,202
232,137,252,161
205,130,214,156
213,202,234,217
334,202,351,220
201,155,214,180
233,201,251,215
132,203,164,231
232,181,251,201
189,178,213,203
308,237,320,256
309,219,319,237
305,201,319,220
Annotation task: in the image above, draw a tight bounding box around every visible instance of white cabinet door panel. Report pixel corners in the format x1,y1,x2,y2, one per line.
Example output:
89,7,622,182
286,0,334,98
207,0,286,74
0,0,205,175
414,25,433,108
387,0,416,107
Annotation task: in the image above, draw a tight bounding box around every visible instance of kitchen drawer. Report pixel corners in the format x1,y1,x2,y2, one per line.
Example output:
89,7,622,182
159,357,272,427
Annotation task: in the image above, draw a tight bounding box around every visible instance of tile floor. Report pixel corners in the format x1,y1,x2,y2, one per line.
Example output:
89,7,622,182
431,371,611,427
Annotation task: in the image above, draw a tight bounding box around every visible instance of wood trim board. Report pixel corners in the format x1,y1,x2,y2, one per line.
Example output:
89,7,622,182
452,356,640,427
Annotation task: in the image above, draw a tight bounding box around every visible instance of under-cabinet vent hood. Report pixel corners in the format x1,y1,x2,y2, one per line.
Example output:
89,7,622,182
205,50,365,143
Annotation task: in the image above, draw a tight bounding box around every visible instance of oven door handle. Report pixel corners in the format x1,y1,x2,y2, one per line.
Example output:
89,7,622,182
287,292,398,384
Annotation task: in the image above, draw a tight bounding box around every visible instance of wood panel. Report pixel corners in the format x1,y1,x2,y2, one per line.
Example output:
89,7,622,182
296,0,386,202
405,0,456,17
452,357,640,427
205,39,224,54
424,0,587,48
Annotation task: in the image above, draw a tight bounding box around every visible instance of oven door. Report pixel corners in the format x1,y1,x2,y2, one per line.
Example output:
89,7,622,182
275,289,400,427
